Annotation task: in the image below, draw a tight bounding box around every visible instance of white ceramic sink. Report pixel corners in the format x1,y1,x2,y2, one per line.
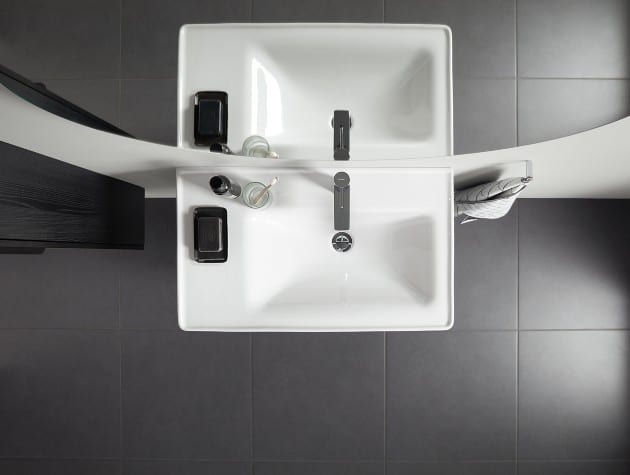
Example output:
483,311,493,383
178,24,453,159
177,166,453,331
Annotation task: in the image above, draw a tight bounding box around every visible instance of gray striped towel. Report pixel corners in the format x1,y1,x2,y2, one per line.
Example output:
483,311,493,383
455,176,532,223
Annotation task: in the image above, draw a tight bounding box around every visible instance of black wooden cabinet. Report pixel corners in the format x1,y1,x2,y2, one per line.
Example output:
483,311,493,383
0,141,144,251
0,65,145,252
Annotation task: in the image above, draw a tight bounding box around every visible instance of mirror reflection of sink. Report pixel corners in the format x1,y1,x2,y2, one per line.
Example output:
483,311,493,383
177,167,453,331
178,24,453,159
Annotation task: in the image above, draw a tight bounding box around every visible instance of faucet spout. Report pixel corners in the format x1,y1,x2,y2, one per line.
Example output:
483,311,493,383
332,110,351,160
334,172,350,230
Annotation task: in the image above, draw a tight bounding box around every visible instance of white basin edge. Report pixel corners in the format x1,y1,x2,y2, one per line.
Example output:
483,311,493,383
177,165,454,332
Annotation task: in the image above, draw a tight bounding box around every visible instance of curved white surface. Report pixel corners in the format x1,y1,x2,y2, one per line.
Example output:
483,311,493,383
1,83,629,198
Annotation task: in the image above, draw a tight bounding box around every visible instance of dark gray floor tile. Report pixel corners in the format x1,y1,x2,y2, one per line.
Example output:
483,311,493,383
0,248,119,329
122,331,251,459
454,202,518,330
387,332,516,460
36,79,120,126
120,199,177,330
120,80,177,145
519,461,630,475
0,0,120,79
519,331,630,459
0,460,120,475
517,79,630,146
123,460,250,475
255,462,383,475
517,0,630,78
253,0,383,22
253,333,384,460
0,330,120,457
454,78,516,154
519,199,630,329
121,0,251,78
388,462,515,475
385,0,515,77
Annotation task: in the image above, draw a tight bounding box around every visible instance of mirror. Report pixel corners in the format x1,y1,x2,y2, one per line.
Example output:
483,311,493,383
1,1,628,155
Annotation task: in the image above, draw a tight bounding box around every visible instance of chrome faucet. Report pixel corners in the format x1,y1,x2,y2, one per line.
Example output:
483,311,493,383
334,172,350,230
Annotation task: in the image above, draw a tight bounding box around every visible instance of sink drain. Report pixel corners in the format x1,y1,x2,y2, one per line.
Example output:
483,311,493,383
332,232,353,252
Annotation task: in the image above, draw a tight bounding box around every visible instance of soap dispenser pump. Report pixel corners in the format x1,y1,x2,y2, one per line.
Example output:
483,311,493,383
209,175,241,199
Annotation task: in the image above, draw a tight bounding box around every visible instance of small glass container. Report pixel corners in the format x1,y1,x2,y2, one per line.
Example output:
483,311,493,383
241,135,278,158
242,181,272,209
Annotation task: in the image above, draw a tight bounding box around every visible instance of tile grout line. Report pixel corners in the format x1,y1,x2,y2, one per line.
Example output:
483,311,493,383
250,332,255,475
514,4,519,469
520,328,630,332
3,457,630,463
455,76,630,80
514,0,519,148
515,200,520,473
518,76,630,80
246,459,393,464
118,1,123,469
0,327,121,332
118,0,123,128
19,327,625,332
117,249,124,470
383,332,387,475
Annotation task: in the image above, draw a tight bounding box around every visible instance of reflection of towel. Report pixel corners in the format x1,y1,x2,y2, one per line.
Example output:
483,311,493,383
455,177,532,223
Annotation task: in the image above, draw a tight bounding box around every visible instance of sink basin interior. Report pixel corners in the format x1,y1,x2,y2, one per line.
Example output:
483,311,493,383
178,24,453,159
246,39,435,146
177,166,453,331
244,216,435,313
243,213,435,310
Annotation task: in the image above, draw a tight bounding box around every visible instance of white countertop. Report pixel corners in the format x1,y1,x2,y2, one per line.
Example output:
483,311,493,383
2,84,629,198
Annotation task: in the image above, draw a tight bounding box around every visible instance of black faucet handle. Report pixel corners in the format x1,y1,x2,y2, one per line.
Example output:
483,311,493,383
334,172,350,231
334,171,350,189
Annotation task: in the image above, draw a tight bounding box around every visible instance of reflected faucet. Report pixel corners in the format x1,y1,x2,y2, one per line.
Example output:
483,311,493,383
334,172,350,231
332,110,351,160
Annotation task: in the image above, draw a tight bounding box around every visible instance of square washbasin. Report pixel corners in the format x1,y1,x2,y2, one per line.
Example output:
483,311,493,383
177,166,453,331
178,24,453,159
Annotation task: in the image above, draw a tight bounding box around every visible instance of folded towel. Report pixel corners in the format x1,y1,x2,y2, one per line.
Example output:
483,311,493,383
455,176,532,223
